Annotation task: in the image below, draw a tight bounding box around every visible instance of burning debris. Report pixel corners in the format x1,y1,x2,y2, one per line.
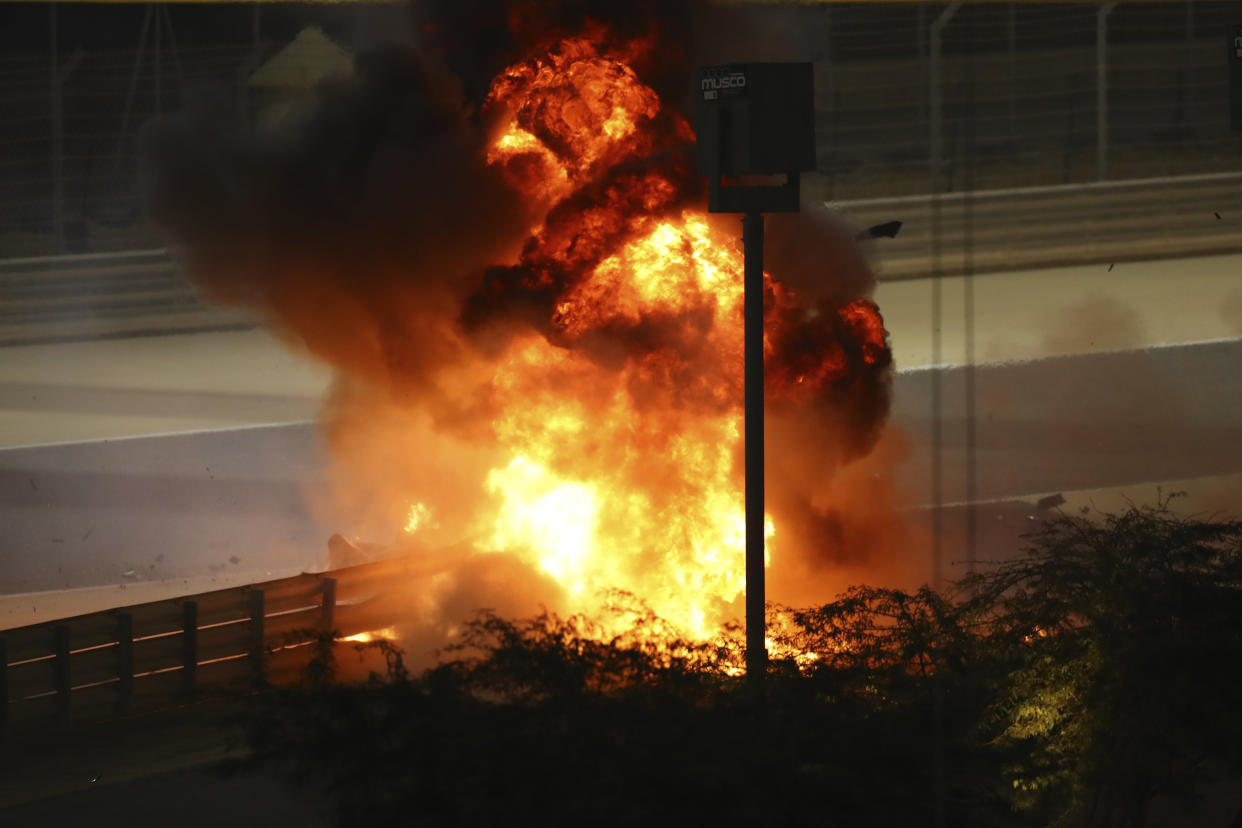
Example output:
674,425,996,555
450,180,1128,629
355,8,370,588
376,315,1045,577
855,220,903,241
142,5,896,643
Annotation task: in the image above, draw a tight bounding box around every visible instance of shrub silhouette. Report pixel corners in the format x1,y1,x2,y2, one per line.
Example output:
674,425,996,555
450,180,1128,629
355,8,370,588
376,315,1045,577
241,499,1242,827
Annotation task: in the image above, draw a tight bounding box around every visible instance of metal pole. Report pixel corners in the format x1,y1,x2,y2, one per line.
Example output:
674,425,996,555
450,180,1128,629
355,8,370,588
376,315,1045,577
743,211,766,683
823,4,834,197
50,5,63,254
1185,0,1195,133
160,6,184,90
929,1,960,589
930,4,962,195
115,613,133,713
154,2,162,116
113,5,152,186
0,638,8,736
917,5,927,141
929,12,960,824
1097,3,1117,181
54,626,70,719
249,590,266,685
182,600,198,693
1008,3,1017,145
964,5,977,573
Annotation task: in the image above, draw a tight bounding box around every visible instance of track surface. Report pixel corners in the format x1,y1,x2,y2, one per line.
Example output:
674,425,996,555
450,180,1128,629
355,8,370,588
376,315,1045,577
1,252,1240,823
2,253,1239,598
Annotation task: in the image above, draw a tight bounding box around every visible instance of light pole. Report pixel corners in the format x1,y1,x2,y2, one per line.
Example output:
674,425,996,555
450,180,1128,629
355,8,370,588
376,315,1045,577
695,63,815,682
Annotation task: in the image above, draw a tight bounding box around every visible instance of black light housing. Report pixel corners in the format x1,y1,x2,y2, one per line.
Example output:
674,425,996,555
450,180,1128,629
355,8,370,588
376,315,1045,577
695,62,816,214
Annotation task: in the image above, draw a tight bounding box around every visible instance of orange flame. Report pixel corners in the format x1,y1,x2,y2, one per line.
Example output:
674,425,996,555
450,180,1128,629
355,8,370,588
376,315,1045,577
440,33,888,639
340,627,399,644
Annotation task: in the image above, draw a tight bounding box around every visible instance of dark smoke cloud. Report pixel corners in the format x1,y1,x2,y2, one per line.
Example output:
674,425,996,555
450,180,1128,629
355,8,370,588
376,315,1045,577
142,42,534,399
142,0,904,624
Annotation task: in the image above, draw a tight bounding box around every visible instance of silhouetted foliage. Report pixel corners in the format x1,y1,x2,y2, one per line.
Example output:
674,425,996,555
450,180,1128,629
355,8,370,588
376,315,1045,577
240,499,1242,827
963,494,1242,827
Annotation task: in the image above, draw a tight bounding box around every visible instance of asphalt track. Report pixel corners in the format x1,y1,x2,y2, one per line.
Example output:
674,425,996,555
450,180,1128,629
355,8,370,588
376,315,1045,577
1,252,1239,607
3,252,1240,592
1,252,1240,824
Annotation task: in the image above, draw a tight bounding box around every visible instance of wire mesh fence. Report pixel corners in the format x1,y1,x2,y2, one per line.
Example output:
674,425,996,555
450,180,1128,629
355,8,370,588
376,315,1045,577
1,34,264,259
0,2,1240,259
814,1,1242,201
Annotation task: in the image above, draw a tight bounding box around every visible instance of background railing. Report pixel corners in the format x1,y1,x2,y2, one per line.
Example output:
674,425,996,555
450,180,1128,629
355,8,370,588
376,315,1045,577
812,1,1242,200
837,169,1242,278
2,2,1240,260
0,248,256,345
0,554,417,738
6,166,1238,344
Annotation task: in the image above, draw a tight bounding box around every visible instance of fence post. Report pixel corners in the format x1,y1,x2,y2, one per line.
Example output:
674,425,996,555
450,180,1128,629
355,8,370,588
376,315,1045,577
1,637,8,736
1007,3,1017,144
917,5,927,139
1183,0,1195,128
321,578,337,632
249,590,266,685
1097,3,1118,180
182,601,198,693
821,3,834,193
928,9,962,828
54,625,70,718
116,613,133,713
49,6,64,255
930,3,963,194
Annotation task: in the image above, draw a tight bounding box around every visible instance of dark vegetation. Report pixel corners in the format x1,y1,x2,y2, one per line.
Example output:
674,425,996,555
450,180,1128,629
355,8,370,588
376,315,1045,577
238,497,1242,827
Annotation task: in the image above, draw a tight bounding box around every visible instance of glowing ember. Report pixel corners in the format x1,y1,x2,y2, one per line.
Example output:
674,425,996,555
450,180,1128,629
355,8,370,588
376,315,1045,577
403,502,432,535
340,627,399,644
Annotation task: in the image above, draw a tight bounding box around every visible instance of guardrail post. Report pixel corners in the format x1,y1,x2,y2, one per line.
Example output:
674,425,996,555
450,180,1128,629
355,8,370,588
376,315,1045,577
321,578,337,632
249,590,266,685
54,625,70,718
1,637,8,737
115,613,133,713
1097,3,1118,180
182,601,198,693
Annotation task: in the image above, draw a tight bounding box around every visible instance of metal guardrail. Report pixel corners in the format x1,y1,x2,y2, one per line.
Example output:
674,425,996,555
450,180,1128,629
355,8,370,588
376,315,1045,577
832,171,1242,279
0,248,255,346
0,171,1238,347
0,555,418,738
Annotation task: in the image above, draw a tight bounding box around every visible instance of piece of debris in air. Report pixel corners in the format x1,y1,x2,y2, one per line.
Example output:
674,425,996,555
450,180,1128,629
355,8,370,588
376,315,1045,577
1036,493,1066,511
855,220,903,241
1107,263,1114,271
1215,211,1222,220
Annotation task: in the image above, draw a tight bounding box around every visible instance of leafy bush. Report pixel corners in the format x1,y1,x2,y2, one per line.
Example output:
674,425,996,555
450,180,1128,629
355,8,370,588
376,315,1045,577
240,500,1242,827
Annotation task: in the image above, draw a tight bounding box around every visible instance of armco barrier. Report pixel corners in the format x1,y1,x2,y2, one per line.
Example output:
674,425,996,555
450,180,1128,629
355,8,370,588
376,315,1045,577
3,171,1239,346
0,555,424,737
0,248,255,345
832,171,1242,279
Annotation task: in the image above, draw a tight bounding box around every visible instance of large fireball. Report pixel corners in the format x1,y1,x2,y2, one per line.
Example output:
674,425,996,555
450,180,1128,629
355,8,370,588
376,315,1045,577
451,32,891,636
144,21,894,646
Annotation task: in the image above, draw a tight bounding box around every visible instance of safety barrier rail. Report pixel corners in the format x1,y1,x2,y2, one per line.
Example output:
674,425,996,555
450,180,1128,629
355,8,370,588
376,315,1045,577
0,554,418,738
832,171,1242,279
